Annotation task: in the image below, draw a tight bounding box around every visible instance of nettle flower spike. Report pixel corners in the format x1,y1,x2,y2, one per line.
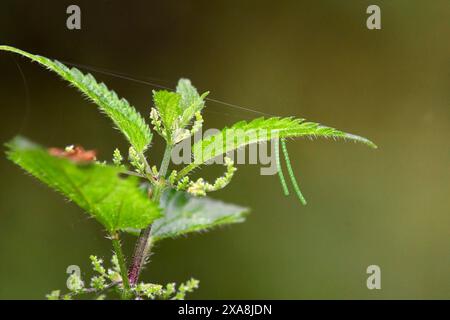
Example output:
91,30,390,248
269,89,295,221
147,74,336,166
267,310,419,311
128,146,145,174
168,170,178,185
185,157,237,196
176,176,191,191
90,255,106,275
112,148,123,166
190,111,204,135
134,283,163,299
151,165,159,176
90,275,106,291
149,107,165,139
214,157,237,188
66,273,84,293
187,178,209,196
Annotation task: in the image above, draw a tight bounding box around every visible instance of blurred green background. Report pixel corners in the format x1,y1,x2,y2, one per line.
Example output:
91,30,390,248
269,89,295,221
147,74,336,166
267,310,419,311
0,0,449,299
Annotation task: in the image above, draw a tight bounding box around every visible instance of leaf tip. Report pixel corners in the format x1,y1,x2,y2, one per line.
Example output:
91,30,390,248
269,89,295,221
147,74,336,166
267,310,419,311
344,133,377,149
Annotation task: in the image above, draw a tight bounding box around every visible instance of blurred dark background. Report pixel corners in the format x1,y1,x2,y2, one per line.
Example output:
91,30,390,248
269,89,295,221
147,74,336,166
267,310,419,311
0,0,449,299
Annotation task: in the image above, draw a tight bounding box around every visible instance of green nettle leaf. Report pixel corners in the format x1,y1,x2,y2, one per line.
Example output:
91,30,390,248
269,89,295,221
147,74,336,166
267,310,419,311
0,46,152,152
151,189,248,241
176,79,208,128
6,137,161,232
152,90,182,132
179,116,377,176
176,79,201,110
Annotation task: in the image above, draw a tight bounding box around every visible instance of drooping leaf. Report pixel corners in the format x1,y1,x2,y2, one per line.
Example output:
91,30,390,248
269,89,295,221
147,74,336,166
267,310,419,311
179,116,377,176
6,137,161,232
0,46,152,152
151,189,248,241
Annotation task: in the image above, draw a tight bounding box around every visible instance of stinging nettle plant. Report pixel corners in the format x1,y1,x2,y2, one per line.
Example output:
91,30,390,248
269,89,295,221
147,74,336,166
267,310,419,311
1,45,376,300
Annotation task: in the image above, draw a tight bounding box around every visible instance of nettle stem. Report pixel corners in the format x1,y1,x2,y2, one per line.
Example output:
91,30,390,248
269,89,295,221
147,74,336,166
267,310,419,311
128,144,172,286
111,232,131,299
128,227,153,286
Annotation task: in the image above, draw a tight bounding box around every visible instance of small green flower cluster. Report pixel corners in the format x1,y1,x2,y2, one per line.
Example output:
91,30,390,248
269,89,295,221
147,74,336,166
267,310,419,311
46,254,199,300
168,157,237,196
128,147,146,175
112,148,123,166
133,278,199,300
